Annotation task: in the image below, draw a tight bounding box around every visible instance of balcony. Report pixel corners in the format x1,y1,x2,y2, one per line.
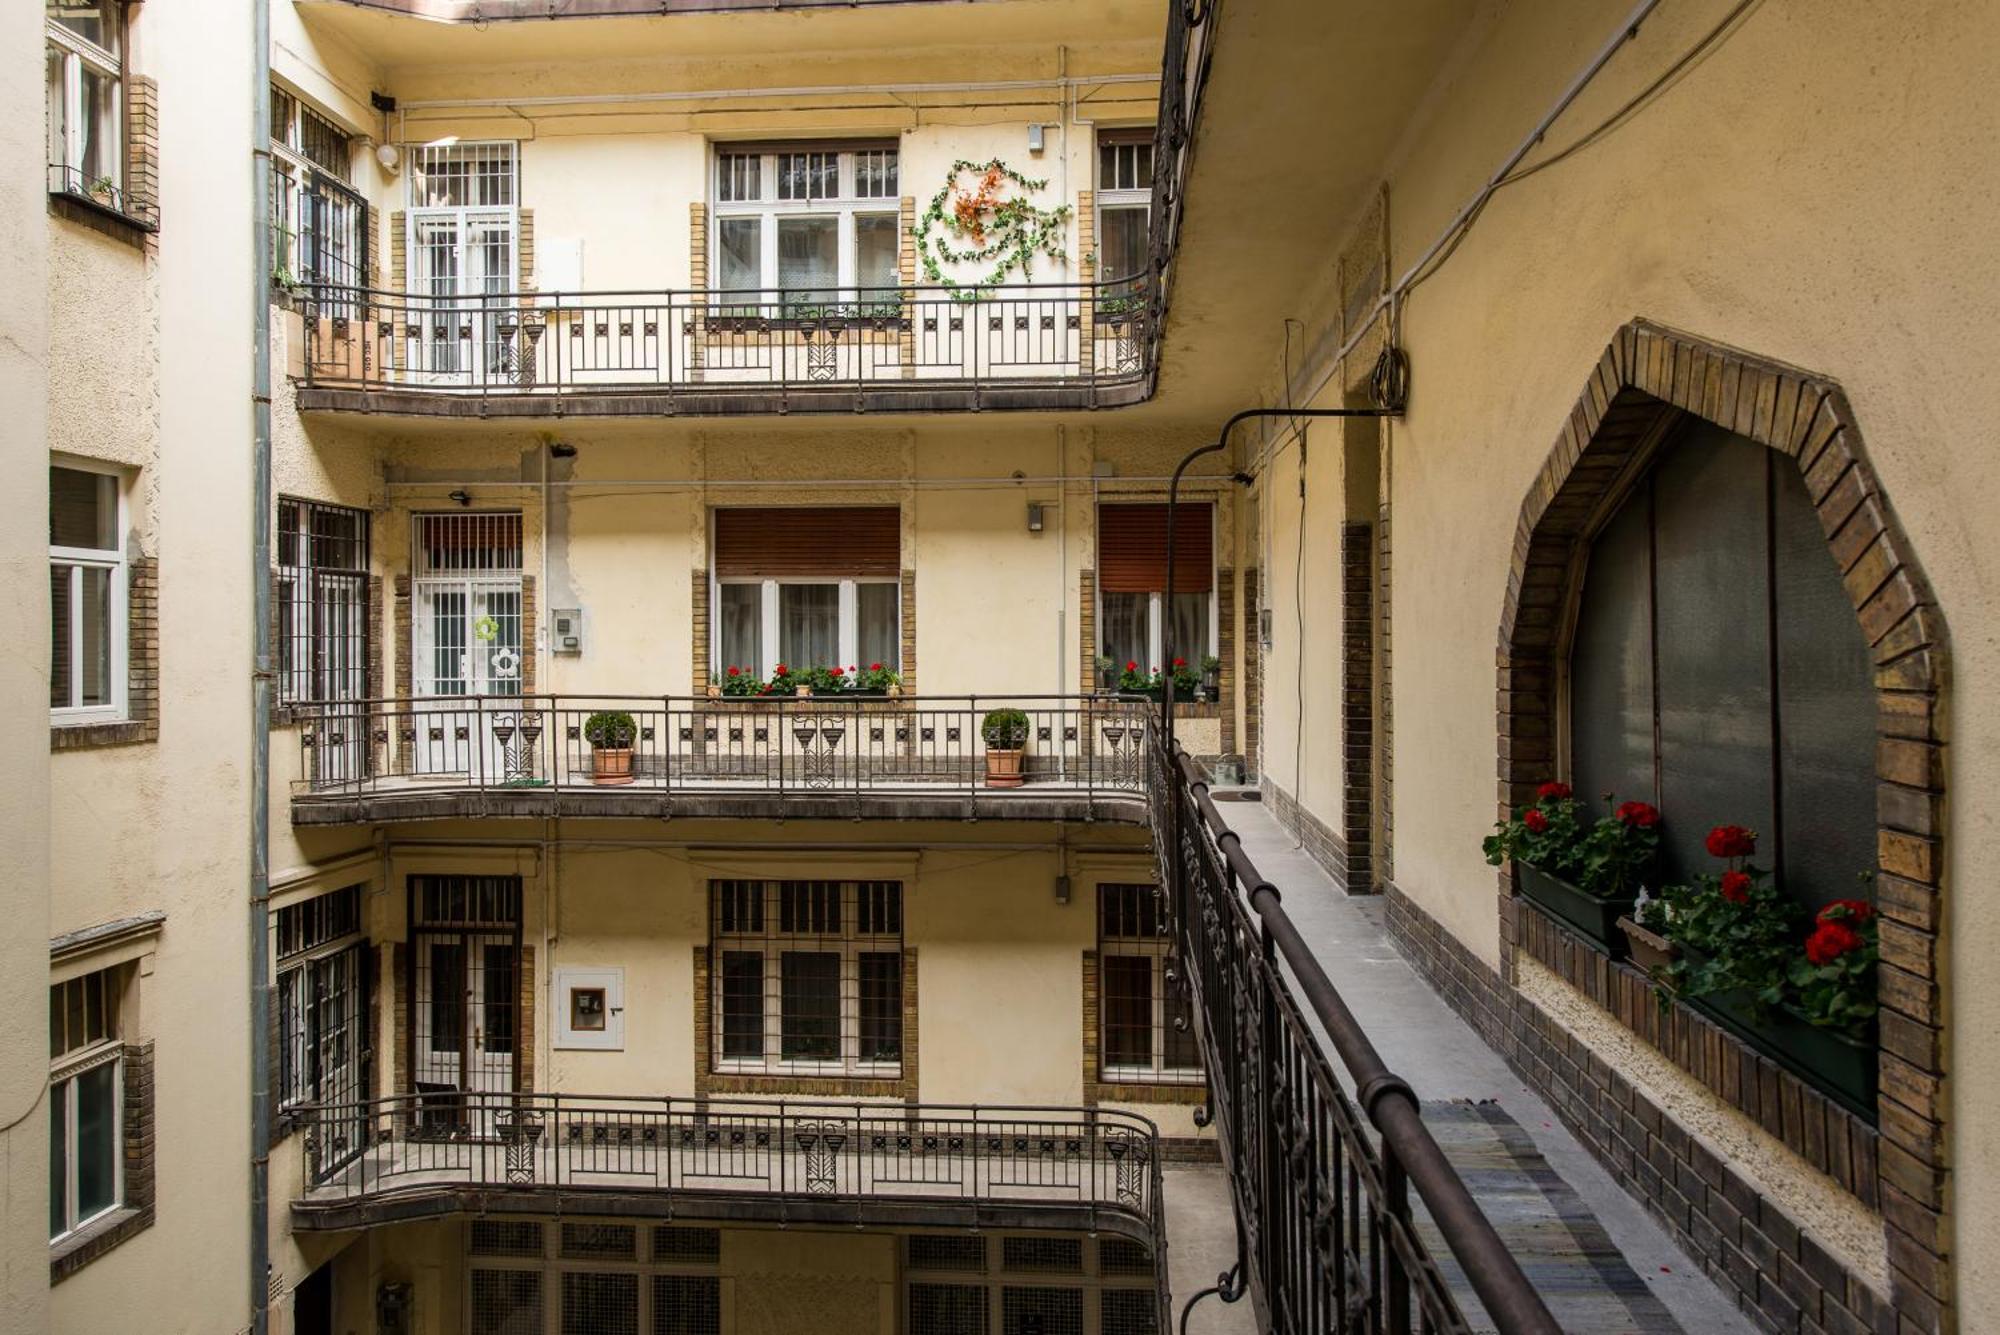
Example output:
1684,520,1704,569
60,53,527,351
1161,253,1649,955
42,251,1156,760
290,1092,1165,1256
289,693,1156,825
292,282,1152,419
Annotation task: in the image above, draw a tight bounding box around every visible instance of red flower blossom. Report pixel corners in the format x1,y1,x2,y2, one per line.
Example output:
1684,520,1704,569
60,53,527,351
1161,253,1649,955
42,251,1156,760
1705,825,1756,859
1125,660,1138,672
1616,800,1661,829
1817,898,1875,925
1537,782,1572,802
830,666,845,676
1172,657,1187,668
1522,809,1550,835
1805,921,1864,966
726,666,741,677
870,662,884,672
1719,870,1752,904
775,663,789,676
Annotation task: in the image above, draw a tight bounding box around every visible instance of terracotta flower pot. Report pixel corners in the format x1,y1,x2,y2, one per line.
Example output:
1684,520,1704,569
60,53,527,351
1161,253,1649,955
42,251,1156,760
590,746,635,786
985,748,1025,788
795,685,812,697
706,684,721,699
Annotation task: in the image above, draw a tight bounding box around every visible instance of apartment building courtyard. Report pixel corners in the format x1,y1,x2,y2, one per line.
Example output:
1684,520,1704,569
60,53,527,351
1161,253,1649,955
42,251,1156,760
9,0,1993,1332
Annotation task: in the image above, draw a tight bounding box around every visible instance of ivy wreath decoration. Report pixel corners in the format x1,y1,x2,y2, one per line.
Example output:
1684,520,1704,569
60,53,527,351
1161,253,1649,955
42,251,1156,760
915,158,1074,301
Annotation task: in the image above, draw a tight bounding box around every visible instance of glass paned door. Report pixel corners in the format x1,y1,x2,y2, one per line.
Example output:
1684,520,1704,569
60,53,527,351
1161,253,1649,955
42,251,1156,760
409,210,515,384
412,577,524,780
411,932,518,1133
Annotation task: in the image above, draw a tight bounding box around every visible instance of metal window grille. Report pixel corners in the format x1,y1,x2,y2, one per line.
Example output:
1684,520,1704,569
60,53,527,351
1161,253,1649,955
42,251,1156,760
854,148,898,199
1096,1239,1155,1279
471,1269,542,1335
276,941,364,1115
652,1227,721,1265
777,150,838,202
1001,1287,1083,1335
562,1272,638,1335
275,884,362,959
409,141,518,209
909,1236,988,1272
472,1221,547,1259
415,512,524,575
651,1275,721,1335
563,1222,637,1261
1099,1288,1159,1335
409,876,523,1109
1098,885,1202,1084
272,83,352,181
710,880,903,1077
717,153,760,203
909,1283,991,1335
1002,1237,1083,1275
278,499,370,704
416,875,522,928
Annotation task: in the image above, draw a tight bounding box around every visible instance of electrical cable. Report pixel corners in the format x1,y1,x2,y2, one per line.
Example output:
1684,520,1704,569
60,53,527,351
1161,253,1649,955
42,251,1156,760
1284,321,1308,845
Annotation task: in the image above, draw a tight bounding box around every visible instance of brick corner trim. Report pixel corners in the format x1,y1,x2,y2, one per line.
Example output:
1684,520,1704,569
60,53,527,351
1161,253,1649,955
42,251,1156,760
1493,318,1950,1328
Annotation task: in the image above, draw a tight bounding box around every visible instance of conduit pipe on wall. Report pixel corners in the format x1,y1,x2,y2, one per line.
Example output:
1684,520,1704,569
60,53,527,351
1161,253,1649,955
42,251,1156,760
249,0,275,1323
383,473,1210,492
389,73,1157,114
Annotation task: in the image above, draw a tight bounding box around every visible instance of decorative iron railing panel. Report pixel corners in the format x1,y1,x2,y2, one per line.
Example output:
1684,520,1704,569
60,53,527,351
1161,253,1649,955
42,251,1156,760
297,282,1149,406
1151,738,1560,1334
290,693,1154,805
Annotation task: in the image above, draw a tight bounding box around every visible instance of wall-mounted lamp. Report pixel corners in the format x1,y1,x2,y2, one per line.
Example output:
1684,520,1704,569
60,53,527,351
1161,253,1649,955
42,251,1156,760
448,489,472,507
375,142,400,171
1026,502,1045,533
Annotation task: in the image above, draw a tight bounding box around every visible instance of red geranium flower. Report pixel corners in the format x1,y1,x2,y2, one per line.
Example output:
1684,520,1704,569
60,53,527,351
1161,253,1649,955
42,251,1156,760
1719,870,1752,904
870,662,884,672
1537,782,1572,802
1705,825,1756,859
1616,800,1661,828
1818,898,1875,925
1172,657,1187,668
1805,921,1864,966
830,667,845,676
1125,660,1138,672
775,663,789,675
1523,809,1550,835
726,666,741,677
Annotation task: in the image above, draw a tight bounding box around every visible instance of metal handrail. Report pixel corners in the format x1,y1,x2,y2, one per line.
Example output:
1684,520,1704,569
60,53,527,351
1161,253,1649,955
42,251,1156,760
1159,740,1560,1333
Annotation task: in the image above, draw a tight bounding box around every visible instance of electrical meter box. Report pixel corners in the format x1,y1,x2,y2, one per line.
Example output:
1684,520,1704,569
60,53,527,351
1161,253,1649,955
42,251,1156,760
552,607,584,654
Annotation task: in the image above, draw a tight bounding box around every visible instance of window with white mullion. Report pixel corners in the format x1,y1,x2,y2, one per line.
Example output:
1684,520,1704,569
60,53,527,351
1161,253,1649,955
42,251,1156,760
714,577,900,679
49,463,126,722
49,965,126,1242
712,145,900,312
45,10,121,202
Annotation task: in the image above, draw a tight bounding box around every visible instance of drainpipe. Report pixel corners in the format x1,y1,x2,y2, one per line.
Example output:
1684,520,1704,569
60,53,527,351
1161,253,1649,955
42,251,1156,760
249,0,274,1323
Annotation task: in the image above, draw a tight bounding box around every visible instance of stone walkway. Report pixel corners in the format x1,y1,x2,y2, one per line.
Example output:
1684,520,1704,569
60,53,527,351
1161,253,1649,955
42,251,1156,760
1201,796,1753,1333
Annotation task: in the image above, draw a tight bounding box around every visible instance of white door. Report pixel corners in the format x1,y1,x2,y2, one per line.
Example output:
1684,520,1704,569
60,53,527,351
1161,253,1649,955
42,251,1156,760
409,209,515,384
410,513,527,785
411,932,518,1135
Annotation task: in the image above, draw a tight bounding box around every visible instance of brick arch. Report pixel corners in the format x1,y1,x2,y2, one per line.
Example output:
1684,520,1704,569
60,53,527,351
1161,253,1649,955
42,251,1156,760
1494,319,1950,1324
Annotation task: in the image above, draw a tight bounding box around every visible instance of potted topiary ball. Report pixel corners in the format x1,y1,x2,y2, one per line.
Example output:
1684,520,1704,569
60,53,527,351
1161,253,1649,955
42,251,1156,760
980,708,1030,788
583,710,637,786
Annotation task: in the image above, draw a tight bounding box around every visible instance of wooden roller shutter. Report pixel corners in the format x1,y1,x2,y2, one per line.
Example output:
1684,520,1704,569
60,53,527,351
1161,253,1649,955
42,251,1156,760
712,506,901,577
1097,503,1212,593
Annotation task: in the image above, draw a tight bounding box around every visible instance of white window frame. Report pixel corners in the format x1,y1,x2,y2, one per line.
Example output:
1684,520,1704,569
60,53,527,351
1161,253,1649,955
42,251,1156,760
710,145,900,305
270,83,358,288
1096,131,1152,289
712,881,903,1080
274,909,365,1114
48,965,126,1244
1098,590,1218,677
49,459,127,725
712,575,901,679
405,140,520,297
45,8,121,201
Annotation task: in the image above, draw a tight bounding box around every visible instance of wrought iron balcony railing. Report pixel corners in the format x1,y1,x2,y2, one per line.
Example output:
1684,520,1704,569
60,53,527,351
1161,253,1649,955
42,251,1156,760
1152,738,1561,1333
296,280,1151,412
290,693,1154,812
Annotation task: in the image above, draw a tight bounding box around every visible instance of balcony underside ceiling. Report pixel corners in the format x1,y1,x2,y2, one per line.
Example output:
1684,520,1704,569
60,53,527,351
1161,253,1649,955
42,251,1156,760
1150,0,1477,424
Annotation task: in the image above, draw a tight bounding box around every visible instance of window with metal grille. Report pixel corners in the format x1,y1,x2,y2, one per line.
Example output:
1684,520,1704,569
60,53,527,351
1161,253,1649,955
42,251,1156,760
269,85,365,293
906,1235,1160,1335
563,1222,638,1261
49,965,127,1242
1097,885,1201,1085
278,499,370,704
1002,1237,1083,1274
409,141,518,210
910,1283,991,1335
909,1235,989,1272
651,1275,721,1335
415,875,522,928
472,1220,546,1258
1001,1287,1083,1335
274,886,366,1120
1099,1287,1159,1335
1096,1238,1155,1279
563,1271,638,1335
710,880,903,1078
711,143,900,311
471,1268,543,1335
652,1226,721,1265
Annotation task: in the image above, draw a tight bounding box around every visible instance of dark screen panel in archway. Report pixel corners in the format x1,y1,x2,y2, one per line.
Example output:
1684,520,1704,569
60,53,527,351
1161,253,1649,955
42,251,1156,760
1570,481,1655,821
1771,459,1878,911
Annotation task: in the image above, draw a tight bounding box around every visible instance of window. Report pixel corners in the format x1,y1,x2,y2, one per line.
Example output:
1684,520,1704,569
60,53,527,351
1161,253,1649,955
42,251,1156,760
711,143,900,314
905,1234,1159,1335
1096,885,1200,1084
46,1,122,204
49,967,125,1240
1096,131,1153,300
274,886,366,1118
270,84,365,291
1096,503,1213,685
710,880,903,1077
50,463,125,723
1568,422,1877,910
711,507,901,678
278,499,370,704
468,1222,722,1335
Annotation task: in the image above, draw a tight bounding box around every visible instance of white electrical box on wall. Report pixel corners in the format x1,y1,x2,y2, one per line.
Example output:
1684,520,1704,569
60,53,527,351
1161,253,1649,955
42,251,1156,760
552,607,584,654
554,966,624,1050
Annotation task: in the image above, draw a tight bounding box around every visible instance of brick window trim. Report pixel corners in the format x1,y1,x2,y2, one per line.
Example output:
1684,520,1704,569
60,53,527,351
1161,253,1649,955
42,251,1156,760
1493,319,1950,1324
51,554,159,751
691,944,919,1101
1080,950,1207,1108
1077,567,1235,733
50,1039,155,1285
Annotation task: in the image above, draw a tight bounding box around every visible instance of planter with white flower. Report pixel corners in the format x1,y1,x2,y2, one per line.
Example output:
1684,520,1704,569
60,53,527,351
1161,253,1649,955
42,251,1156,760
1482,784,1661,957
583,710,637,786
